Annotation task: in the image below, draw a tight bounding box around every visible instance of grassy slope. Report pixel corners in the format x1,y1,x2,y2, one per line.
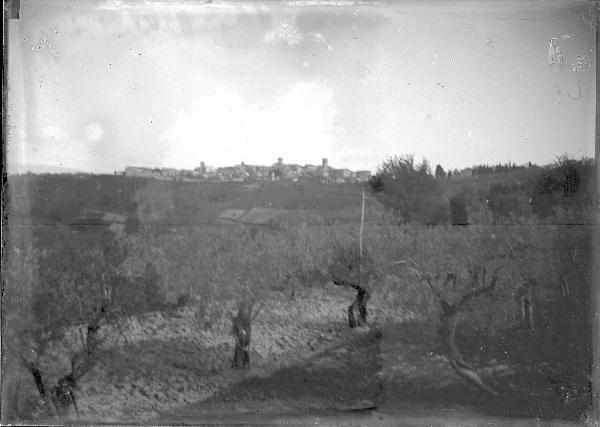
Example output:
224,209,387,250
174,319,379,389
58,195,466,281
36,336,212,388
8,169,542,225
6,175,371,224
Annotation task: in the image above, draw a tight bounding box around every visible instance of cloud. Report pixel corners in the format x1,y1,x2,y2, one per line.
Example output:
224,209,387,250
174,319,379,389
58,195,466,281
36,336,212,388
161,80,336,168
40,125,71,141
17,125,109,172
28,126,91,171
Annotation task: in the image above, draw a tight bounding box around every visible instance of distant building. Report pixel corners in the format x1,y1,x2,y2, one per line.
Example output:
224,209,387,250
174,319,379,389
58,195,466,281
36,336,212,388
304,165,318,176
125,158,372,183
217,165,248,181
288,164,303,177
331,168,353,179
321,158,329,177
272,157,292,179
161,168,180,177
125,166,154,177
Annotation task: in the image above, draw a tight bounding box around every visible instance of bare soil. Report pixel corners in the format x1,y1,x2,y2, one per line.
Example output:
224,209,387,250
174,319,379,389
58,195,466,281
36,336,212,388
16,290,587,425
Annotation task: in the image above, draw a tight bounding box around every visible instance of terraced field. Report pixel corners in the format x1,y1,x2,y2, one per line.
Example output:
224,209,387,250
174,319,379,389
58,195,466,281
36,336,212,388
14,290,397,422
9,285,587,424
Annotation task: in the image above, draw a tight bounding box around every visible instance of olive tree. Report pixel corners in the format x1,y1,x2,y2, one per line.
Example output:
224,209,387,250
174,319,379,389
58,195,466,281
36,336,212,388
328,244,375,328
3,224,164,421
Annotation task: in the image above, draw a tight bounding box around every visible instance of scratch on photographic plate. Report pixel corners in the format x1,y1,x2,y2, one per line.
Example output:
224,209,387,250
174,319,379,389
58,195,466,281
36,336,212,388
32,31,60,63
547,34,589,102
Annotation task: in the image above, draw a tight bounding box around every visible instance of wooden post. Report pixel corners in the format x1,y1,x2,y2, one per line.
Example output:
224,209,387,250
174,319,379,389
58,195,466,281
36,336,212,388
359,190,365,259
359,191,365,285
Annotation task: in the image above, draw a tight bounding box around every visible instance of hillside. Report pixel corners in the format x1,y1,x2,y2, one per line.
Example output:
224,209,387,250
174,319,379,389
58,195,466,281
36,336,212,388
7,175,375,226
442,167,542,199
6,168,546,228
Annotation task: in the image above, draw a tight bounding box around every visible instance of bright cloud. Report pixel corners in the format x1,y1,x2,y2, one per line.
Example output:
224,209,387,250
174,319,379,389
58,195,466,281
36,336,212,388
27,126,93,171
41,125,71,141
84,123,104,142
162,80,336,169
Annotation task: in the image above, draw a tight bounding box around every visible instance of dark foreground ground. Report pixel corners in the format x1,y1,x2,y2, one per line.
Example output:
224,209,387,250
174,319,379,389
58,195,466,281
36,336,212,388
13,293,593,426
154,327,586,427
154,410,582,427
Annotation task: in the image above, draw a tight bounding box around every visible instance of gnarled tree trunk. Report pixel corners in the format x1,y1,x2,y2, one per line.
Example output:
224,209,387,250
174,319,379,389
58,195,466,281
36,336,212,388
51,373,79,418
333,280,370,328
439,300,498,396
17,307,105,419
19,357,49,404
437,268,501,396
403,260,501,396
231,299,253,369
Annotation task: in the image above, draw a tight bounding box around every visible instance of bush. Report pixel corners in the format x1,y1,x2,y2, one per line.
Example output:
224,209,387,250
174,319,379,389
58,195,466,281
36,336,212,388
449,193,469,225
485,183,528,223
530,156,594,221
369,154,446,224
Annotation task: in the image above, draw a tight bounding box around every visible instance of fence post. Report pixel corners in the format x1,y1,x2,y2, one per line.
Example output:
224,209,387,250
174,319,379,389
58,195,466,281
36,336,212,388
359,191,365,286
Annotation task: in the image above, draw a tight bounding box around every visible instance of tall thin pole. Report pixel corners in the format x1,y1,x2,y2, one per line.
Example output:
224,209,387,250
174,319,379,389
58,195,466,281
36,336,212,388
357,191,366,287
359,190,365,259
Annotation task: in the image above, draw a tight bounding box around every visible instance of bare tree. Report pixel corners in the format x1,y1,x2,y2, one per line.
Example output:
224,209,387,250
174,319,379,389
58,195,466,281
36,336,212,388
328,246,374,328
231,298,253,369
401,259,501,396
517,275,535,331
12,303,110,419
230,280,264,369
3,226,165,421
51,359,80,418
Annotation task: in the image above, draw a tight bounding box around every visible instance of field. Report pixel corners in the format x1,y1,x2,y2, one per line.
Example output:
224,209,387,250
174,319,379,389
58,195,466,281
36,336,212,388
2,172,594,424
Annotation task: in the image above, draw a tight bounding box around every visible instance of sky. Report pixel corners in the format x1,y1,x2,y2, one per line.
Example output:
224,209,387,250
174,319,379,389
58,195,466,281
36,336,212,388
6,0,596,174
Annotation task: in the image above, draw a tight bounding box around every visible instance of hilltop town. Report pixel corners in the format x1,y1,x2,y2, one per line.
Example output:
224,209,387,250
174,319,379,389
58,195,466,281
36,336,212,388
124,158,372,184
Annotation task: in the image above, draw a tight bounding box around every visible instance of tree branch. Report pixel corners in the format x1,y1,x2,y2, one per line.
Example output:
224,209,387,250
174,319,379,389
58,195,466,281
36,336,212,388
395,258,441,299
456,267,501,310
331,278,367,293
13,349,48,400
442,313,499,396
250,301,265,321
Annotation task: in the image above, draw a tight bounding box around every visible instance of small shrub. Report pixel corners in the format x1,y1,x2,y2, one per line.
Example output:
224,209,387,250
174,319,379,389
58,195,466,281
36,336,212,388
449,193,469,225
